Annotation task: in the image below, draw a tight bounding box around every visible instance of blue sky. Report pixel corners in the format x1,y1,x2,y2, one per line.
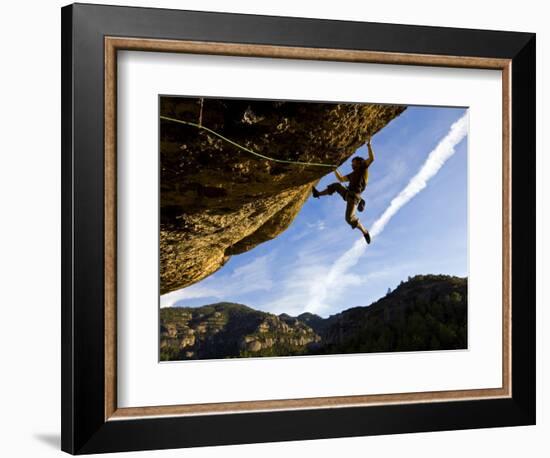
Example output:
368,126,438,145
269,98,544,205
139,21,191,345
161,106,468,317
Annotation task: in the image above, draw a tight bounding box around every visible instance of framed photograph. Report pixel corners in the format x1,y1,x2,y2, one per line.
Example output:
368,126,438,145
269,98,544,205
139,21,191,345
61,3,536,454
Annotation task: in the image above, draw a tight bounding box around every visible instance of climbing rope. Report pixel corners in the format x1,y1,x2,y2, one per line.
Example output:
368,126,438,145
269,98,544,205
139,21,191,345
198,98,204,127
160,115,338,169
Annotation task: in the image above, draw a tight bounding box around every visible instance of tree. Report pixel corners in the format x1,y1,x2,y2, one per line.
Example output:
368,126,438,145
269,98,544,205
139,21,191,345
450,291,462,303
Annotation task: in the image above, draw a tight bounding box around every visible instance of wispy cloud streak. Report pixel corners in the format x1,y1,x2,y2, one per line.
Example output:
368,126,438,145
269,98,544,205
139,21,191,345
160,253,274,308
304,113,468,314
370,113,468,237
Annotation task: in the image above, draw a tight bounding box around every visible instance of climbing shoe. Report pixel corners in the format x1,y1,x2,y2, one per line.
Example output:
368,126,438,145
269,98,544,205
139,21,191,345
312,187,320,198
364,230,371,244
358,198,366,212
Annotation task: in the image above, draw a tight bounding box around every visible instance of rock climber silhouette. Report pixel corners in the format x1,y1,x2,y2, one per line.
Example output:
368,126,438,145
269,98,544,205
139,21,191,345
312,136,374,244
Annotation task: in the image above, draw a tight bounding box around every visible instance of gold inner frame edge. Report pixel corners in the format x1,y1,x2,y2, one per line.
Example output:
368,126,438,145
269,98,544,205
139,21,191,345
104,36,512,421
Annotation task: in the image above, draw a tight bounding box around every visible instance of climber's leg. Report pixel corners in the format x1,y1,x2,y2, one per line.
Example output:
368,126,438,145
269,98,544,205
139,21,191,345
345,195,371,244
313,182,347,199
344,195,359,228
356,221,371,244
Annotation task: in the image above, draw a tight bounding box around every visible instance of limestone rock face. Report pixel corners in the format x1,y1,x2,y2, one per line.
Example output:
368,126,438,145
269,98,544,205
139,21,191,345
246,340,262,352
160,97,405,294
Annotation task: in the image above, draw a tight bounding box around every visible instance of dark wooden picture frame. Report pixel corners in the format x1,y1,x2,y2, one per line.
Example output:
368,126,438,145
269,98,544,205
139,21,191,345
61,3,536,454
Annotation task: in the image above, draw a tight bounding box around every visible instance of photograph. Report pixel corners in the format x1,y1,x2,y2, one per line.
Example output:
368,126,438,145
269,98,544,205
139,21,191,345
55,2,537,454
159,96,468,361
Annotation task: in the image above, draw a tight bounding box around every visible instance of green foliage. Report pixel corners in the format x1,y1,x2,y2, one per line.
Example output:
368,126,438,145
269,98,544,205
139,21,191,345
160,344,181,361
312,274,467,355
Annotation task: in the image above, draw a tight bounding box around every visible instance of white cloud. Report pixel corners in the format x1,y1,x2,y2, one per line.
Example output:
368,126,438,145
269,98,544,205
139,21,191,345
160,253,274,308
306,220,326,231
259,250,398,317
303,113,468,314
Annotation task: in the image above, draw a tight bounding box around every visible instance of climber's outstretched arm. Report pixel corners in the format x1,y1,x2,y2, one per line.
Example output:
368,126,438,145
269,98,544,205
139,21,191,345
334,169,348,183
365,137,375,167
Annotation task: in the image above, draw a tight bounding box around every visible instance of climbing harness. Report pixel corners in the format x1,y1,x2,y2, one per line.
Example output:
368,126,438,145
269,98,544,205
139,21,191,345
160,115,338,169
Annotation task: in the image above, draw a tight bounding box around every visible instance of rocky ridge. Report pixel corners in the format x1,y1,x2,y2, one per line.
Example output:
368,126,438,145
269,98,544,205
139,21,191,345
160,302,321,360
160,275,467,360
